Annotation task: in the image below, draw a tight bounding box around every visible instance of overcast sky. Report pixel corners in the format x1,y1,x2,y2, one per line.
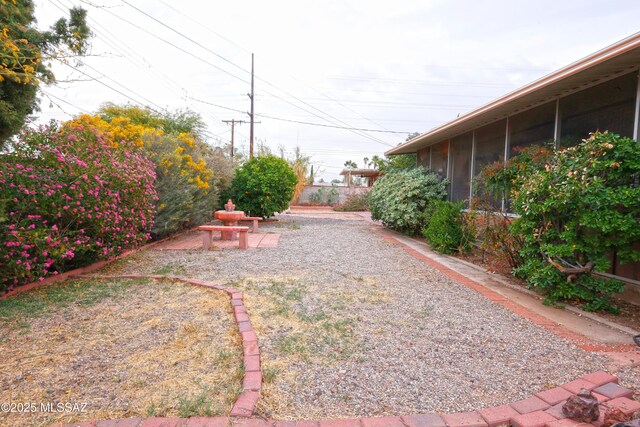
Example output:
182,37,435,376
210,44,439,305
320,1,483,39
34,0,640,181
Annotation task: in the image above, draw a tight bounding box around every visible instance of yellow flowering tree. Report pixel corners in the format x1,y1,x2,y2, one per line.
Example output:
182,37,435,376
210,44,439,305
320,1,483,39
1,0,90,145
67,105,220,238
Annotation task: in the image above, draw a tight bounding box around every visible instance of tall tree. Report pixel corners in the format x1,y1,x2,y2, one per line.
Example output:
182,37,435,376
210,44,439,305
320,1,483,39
1,0,90,146
344,160,358,168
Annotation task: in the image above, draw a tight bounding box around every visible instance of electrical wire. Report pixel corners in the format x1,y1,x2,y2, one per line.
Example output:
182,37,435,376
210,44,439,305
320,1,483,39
103,1,396,147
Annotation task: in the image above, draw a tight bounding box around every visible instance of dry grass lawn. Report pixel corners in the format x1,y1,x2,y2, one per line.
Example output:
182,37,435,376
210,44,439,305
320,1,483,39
0,278,242,427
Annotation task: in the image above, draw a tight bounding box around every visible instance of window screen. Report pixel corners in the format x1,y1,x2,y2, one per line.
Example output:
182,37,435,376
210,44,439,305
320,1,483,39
417,147,430,169
560,72,637,147
509,101,556,157
474,120,506,174
474,119,506,208
450,132,473,203
430,140,449,179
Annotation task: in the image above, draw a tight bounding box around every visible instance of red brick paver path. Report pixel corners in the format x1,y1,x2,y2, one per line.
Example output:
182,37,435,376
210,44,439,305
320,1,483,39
54,374,640,426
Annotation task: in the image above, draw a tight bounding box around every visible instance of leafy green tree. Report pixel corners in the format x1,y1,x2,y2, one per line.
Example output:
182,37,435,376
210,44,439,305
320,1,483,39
1,0,91,146
406,131,420,140
227,155,297,218
370,153,417,173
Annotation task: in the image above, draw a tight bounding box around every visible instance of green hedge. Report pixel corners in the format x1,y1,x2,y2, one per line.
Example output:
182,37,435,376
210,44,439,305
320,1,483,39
369,168,447,235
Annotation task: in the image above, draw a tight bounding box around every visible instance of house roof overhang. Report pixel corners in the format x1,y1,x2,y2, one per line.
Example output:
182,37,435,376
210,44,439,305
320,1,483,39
386,32,640,155
339,168,381,177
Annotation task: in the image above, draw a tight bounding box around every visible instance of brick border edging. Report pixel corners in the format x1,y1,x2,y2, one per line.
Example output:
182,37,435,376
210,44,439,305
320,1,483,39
55,372,640,426
71,273,262,418
373,228,638,353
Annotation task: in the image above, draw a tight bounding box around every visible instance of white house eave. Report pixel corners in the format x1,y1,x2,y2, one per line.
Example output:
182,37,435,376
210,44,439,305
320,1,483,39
386,31,640,156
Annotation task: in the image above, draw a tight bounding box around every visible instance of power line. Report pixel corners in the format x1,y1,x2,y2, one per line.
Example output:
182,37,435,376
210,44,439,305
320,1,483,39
156,0,249,53
41,90,91,115
121,0,250,77
57,61,163,114
188,96,404,138
98,1,395,147
53,0,229,132
78,0,250,86
256,114,409,135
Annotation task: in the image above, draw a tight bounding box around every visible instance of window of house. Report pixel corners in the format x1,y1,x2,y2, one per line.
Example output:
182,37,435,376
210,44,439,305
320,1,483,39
509,101,556,157
450,132,473,203
417,147,430,169
474,119,506,208
430,140,449,180
560,72,637,147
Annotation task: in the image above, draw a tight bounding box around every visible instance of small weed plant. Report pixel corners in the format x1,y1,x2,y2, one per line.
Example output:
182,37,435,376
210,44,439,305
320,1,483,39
333,191,370,212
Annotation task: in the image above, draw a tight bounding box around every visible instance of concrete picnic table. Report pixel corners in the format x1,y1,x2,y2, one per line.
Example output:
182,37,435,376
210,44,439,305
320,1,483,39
214,199,245,240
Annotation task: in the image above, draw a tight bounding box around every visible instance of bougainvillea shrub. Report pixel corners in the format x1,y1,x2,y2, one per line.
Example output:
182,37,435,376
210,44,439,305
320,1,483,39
0,122,156,293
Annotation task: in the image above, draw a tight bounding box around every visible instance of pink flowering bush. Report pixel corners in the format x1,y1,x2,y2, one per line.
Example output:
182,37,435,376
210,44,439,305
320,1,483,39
0,122,157,293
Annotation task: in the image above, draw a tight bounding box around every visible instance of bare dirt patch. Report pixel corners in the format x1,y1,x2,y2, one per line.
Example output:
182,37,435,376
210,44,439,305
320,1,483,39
0,278,242,426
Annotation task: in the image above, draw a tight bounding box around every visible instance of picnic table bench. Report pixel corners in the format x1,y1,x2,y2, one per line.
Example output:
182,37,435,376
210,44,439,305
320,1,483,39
198,225,250,250
239,216,263,233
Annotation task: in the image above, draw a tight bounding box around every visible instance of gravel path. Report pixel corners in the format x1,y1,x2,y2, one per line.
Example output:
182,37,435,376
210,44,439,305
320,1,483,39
104,215,639,420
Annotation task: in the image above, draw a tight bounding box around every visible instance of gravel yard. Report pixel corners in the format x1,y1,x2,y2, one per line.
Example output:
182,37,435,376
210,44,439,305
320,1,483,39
101,215,639,420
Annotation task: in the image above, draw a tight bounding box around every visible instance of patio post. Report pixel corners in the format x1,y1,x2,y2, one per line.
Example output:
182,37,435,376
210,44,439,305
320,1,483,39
634,69,640,141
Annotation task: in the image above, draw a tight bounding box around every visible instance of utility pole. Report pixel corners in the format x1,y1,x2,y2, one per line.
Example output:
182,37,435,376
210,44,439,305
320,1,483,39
222,119,246,160
248,53,255,159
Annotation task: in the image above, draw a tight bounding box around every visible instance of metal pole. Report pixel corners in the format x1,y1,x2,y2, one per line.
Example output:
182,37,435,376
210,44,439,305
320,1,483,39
249,53,255,158
502,118,510,212
633,69,640,141
230,120,234,160
469,131,476,203
553,98,561,147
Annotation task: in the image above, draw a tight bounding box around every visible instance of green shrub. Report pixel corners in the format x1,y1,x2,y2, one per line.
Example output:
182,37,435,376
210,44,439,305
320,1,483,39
504,132,640,312
369,168,447,235
227,155,297,218
333,191,370,212
475,206,523,270
423,201,474,254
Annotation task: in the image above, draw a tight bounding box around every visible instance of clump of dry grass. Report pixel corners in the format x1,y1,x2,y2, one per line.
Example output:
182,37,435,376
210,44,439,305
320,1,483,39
0,278,242,426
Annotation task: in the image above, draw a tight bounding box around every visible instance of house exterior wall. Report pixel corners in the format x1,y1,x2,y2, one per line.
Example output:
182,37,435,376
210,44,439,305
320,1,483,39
420,71,639,206
416,70,640,284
